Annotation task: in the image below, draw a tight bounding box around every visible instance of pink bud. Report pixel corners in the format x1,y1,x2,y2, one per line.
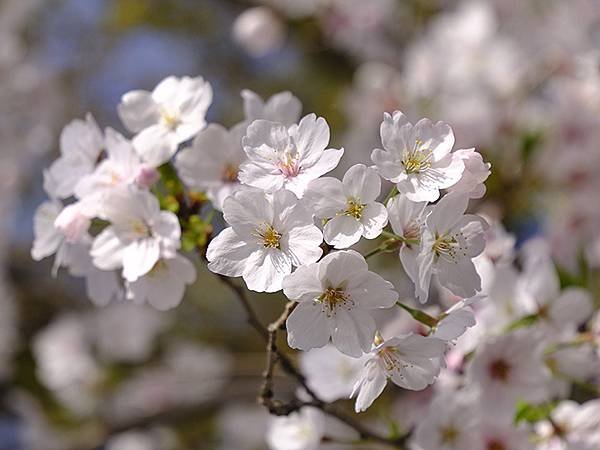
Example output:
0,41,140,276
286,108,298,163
135,165,160,188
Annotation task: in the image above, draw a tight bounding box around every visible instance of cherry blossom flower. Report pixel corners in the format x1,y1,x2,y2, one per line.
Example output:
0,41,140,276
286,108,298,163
126,254,197,311
371,111,464,202
241,89,302,125
239,113,344,197
432,296,481,341
447,148,491,199
467,330,551,417
118,75,213,166
175,122,246,211
352,333,446,412
206,188,323,292
284,249,397,357
266,407,324,450
303,164,387,248
536,399,600,450
46,114,104,199
416,193,488,303
90,186,181,282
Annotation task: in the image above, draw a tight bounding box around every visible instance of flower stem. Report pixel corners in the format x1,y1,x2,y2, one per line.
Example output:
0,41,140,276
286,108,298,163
396,301,438,328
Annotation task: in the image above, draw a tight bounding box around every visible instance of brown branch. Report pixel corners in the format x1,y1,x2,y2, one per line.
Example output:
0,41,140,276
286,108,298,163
216,275,408,449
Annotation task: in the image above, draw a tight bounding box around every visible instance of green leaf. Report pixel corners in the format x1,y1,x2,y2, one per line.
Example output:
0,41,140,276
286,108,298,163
514,400,557,424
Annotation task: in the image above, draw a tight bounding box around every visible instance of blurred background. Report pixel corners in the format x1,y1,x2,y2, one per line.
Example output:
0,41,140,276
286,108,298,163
3,0,600,449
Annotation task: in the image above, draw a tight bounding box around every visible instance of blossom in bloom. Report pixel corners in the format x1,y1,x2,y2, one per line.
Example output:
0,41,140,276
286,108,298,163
536,399,600,450
241,89,301,126
118,75,213,166
352,333,446,412
300,345,367,402
303,164,388,248
90,186,181,282
46,114,104,199
126,254,197,311
74,128,145,199
239,114,344,197
447,148,491,199
431,296,481,341
232,7,286,57
416,193,487,303
412,392,480,450
266,407,324,450
386,194,427,288
284,250,398,357
371,111,464,202
466,330,551,417
206,188,322,292
175,122,246,211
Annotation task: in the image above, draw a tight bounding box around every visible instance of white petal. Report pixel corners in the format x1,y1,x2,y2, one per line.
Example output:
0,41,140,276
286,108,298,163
331,308,375,357
90,227,126,270
371,148,403,182
286,302,332,351
346,271,397,309
426,192,469,234
31,201,63,261
360,202,388,239
284,225,323,266
342,164,381,203
206,227,258,277
303,177,346,218
242,249,291,292
323,215,362,249
122,238,161,282
132,124,178,167
117,90,160,133
353,362,387,413
282,263,323,302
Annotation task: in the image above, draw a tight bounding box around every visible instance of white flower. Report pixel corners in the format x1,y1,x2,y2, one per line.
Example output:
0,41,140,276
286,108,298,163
352,333,446,412
175,122,246,211
300,345,367,402
74,128,145,199
284,250,398,357
386,194,428,288
520,260,593,333
232,7,286,57
448,148,491,199
266,407,324,450
432,296,481,341
118,75,213,166
304,164,388,248
412,392,480,450
239,114,344,197
241,89,301,125
371,111,464,202
416,193,487,303
46,114,104,199
206,188,323,292
466,330,551,417
536,400,600,450
90,186,181,282
126,254,197,311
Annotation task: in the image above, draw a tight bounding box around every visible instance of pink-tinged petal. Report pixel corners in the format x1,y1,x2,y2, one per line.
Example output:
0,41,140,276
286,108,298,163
293,114,330,164
360,202,388,239
31,201,63,261
301,147,344,181
242,248,291,292
122,237,161,282
282,263,323,302
342,164,381,203
323,215,362,249
331,309,375,357
117,90,160,133
286,302,332,351
386,195,427,236
371,148,403,182
206,227,258,277
410,118,455,161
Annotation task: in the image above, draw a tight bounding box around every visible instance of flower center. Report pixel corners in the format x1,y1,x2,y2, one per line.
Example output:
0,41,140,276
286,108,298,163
277,148,300,178
317,287,351,316
131,219,150,237
160,108,181,131
432,233,461,261
440,425,459,445
403,221,421,244
377,346,406,372
221,163,239,183
345,199,365,219
402,139,433,174
256,224,282,249
486,440,506,450
489,358,511,382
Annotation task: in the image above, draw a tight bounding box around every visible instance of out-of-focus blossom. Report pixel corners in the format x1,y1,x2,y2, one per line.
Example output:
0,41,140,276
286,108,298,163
232,7,286,57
